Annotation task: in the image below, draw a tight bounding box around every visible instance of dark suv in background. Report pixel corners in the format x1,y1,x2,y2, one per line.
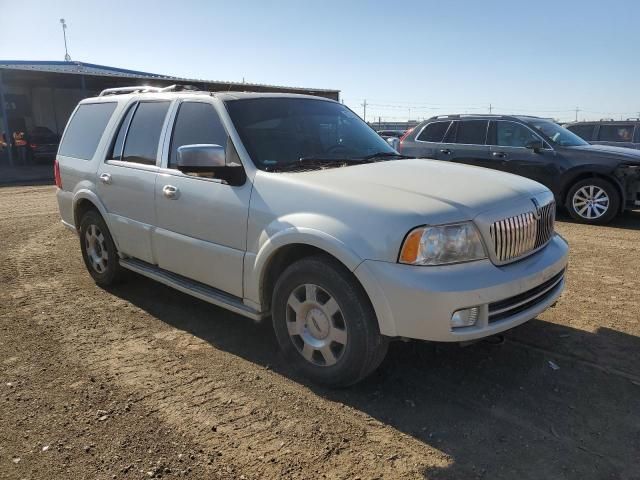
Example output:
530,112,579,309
399,115,640,224
565,119,640,150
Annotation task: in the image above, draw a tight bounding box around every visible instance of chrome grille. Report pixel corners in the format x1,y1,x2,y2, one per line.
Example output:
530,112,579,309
489,201,555,262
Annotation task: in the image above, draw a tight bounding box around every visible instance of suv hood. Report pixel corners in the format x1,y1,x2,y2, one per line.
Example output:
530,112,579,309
257,159,549,222
252,159,551,263
566,144,640,164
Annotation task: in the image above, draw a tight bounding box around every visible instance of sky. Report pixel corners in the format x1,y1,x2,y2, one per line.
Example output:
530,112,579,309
1,0,639,123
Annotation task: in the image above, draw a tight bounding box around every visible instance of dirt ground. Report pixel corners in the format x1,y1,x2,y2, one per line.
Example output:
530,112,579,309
0,185,639,480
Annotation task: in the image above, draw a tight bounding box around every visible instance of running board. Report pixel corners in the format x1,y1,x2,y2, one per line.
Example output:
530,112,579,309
119,258,265,321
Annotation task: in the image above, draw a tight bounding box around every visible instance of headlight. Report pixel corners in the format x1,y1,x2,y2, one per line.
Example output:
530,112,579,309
399,222,487,266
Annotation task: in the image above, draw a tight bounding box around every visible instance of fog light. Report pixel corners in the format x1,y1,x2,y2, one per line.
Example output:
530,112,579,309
451,307,479,328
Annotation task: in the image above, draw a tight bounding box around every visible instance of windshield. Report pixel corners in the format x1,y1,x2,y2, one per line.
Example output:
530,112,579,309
224,97,397,170
528,119,589,147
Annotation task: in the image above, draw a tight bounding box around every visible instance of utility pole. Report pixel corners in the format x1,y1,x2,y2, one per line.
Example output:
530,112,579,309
60,19,71,61
489,103,493,114
362,99,367,122
574,106,580,122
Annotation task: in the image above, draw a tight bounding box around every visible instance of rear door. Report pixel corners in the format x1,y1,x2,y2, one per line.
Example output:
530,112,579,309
97,100,171,263
488,120,558,188
400,120,451,158
441,119,492,167
152,99,251,298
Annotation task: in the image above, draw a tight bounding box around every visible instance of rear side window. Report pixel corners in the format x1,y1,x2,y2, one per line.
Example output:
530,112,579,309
58,102,117,160
121,101,170,165
598,125,634,143
169,102,228,168
454,120,488,145
109,104,137,160
417,121,450,142
567,124,595,141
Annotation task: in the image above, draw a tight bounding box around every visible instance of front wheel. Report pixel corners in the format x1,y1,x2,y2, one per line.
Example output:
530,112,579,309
566,178,620,225
272,255,388,387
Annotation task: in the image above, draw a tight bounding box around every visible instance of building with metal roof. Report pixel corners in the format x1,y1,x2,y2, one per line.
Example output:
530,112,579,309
0,60,340,168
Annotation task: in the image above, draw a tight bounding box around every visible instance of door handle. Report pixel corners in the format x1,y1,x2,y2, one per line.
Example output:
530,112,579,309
439,149,451,155
492,152,506,158
162,185,179,199
99,173,112,184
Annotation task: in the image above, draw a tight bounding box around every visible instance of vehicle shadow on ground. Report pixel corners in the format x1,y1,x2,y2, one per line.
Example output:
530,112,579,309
108,278,640,479
556,208,640,231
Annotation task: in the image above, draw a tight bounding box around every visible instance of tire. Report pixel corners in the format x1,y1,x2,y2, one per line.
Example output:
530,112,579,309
565,178,620,225
78,209,123,287
272,255,388,387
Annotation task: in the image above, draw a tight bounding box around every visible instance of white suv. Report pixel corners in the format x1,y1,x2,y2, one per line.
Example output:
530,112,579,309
55,86,568,386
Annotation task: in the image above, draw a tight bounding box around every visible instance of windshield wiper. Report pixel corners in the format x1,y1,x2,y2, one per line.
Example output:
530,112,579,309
356,152,413,161
265,157,352,172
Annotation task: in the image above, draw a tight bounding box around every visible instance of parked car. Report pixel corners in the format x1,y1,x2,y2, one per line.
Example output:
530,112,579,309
28,126,60,161
55,88,568,386
376,129,406,138
377,129,407,150
399,115,640,224
565,119,640,150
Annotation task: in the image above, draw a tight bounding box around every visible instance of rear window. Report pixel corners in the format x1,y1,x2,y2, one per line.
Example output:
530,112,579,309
58,102,117,160
121,101,170,165
598,124,634,143
417,121,450,142
567,124,595,141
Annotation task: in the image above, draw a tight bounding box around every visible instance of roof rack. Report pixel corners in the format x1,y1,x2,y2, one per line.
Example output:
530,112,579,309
98,84,202,97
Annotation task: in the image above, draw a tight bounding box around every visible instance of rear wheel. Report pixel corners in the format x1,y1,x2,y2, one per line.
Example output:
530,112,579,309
272,255,388,387
566,178,620,225
79,210,123,287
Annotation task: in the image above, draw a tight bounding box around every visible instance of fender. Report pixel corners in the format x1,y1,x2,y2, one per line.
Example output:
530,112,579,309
243,225,365,307
72,187,122,250
559,165,626,207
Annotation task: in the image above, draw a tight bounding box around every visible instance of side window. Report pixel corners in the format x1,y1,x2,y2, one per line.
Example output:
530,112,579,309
169,102,228,168
496,121,540,148
121,101,170,165
567,124,594,141
454,120,488,145
58,102,117,160
417,121,450,142
109,103,137,160
598,125,634,143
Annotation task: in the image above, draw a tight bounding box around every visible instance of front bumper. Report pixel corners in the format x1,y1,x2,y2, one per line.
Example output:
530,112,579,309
354,234,568,342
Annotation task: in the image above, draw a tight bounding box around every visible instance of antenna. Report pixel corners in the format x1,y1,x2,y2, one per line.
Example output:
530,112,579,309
60,18,71,61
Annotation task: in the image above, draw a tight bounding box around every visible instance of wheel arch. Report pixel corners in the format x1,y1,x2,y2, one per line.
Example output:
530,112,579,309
72,190,110,229
253,230,365,315
561,170,625,213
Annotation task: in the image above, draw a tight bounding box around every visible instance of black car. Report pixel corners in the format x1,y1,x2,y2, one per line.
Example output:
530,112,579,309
28,126,60,161
399,114,640,224
565,119,640,150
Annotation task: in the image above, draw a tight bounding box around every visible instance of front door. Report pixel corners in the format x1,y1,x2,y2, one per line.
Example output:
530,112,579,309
489,120,558,189
152,100,251,298
97,100,171,263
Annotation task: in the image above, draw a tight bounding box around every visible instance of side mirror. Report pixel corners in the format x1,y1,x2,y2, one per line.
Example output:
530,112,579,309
525,140,544,153
177,144,226,172
176,143,246,186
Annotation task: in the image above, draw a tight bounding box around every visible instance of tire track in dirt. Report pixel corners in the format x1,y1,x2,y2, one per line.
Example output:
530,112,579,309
5,186,450,478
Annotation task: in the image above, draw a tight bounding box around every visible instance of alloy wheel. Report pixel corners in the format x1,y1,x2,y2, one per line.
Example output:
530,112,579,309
285,283,348,367
84,224,109,274
572,185,610,220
